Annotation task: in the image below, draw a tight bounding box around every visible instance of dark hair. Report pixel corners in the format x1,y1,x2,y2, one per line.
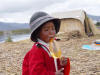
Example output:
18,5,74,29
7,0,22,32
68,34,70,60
31,25,43,42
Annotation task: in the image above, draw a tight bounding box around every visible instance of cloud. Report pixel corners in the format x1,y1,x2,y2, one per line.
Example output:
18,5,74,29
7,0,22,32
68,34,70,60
0,0,65,23
0,11,31,23
43,0,100,15
0,0,100,23
43,1,70,13
0,0,65,13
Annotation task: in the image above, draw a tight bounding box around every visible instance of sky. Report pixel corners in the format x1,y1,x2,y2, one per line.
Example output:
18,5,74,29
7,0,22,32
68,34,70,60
0,0,100,23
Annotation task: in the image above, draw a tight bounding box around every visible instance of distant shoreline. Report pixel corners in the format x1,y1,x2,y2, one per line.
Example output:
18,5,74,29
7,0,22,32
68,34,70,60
0,34,30,43
0,29,30,36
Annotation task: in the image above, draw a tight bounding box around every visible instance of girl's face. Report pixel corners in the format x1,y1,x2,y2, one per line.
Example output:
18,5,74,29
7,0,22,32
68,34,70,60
39,21,56,43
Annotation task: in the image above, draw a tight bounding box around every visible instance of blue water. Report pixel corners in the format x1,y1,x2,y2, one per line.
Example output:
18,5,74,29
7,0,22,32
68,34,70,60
0,36,4,42
0,34,30,43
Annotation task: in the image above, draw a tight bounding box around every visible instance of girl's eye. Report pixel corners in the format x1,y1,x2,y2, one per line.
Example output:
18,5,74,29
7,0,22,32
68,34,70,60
44,29,49,31
45,30,48,31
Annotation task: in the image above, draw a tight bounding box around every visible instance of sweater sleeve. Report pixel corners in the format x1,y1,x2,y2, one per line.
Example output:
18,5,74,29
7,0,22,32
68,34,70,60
29,48,55,75
57,58,63,70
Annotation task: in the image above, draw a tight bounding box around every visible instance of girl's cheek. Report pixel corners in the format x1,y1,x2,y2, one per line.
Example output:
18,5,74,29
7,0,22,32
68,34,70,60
53,31,56,35
43,31,48,35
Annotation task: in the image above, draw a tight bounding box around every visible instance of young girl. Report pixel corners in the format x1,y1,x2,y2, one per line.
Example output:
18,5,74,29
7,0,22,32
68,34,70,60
22,12,68,75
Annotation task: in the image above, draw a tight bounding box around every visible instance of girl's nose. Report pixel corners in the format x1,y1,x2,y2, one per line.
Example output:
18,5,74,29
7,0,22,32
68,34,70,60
49,30,55,35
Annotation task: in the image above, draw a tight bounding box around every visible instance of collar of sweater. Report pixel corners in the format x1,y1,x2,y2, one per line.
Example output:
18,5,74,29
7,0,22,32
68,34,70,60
37,39,49,49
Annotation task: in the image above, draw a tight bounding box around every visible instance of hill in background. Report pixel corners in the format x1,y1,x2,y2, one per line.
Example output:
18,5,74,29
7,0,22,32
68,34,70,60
0,22,29,31
88,14,100,22
0,14,100,31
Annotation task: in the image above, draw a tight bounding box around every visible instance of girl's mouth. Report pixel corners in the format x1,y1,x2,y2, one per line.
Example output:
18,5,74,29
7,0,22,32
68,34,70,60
49,37,54,42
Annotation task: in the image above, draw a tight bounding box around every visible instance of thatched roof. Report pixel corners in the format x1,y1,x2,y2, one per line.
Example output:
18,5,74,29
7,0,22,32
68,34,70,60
51,10,85,24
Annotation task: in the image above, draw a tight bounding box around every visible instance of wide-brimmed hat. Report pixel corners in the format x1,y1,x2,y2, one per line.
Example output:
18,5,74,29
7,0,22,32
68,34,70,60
29,11,60,42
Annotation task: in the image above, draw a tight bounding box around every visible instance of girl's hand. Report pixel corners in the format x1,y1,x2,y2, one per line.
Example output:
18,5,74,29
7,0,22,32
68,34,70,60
55,68,64,75
60,57,67,67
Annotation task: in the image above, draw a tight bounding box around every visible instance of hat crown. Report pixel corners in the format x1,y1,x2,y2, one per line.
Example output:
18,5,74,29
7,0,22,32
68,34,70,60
30,12,49,25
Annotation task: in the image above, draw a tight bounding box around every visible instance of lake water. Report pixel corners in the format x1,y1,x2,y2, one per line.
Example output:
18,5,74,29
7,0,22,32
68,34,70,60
0,34,30,43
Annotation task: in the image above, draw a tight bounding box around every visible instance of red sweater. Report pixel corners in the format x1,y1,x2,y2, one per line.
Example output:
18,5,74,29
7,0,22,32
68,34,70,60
22,42,62,75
